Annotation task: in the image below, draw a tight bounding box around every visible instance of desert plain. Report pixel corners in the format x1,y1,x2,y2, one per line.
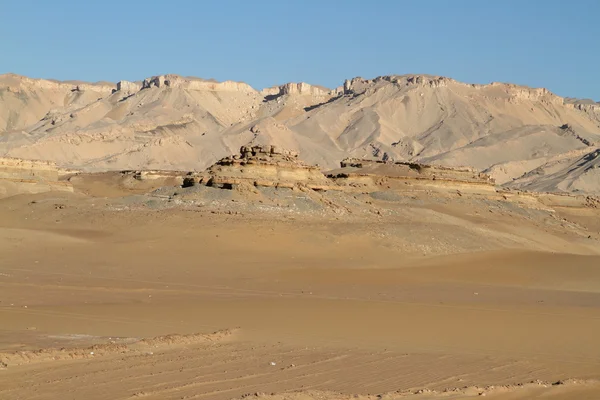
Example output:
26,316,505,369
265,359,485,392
1,167,600,400
1,72,600,399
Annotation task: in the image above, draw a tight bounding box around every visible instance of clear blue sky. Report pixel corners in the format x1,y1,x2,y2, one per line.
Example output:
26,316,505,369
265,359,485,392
1,0,598,99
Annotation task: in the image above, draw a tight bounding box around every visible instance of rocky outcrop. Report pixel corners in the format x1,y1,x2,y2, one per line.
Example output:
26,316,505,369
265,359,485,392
186,145,335,190
503,86,564,105
141,74,256,93
186,149,496,195
329,158,495,186
566,101,600,118
278,82,332,96
0,157,73,198
116,80,141,95
340,74,574,106
0,157,62,181
342,75,454,94
0,74,114,94
261,82,334,98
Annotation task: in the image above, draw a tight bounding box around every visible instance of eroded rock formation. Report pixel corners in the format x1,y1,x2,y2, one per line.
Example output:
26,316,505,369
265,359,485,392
186,145,334,190
140,74,256,92
2,72,600,194
261,82,334,98
328,158,495,187
0,157,73,198
116,80,141,95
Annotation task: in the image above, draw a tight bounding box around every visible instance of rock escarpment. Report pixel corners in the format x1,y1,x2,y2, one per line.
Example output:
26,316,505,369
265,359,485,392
0,157,73,198
182,147,496,196
328,158,495,190
261,82,335,98
139,74,256,93
2,72,600,193
0,157,61,181
185,145,335,190
116,80,142,95
0,74,114,132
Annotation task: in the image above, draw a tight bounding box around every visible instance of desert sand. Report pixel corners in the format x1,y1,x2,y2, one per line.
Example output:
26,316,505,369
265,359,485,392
1,161,600,399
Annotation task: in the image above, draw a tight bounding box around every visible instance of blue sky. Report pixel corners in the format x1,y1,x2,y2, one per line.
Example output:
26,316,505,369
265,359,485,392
1,0,598,99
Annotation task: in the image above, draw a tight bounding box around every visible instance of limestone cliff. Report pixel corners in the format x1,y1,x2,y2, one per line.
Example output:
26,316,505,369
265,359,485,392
141,74,256,93
261,82,334,98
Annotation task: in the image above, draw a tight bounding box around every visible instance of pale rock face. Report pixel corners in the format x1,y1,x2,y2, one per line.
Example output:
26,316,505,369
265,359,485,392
141,74,257,93
569,102,600,113
260,87,280,97
261,82,333,98
1,74,114,94
343,79,352,94
0,157,61,181
117,80,141,94
505,87,563,105
186,80,256,92
142,76,165,89
342,77,368,93
343,75,453,93
279,82,331,96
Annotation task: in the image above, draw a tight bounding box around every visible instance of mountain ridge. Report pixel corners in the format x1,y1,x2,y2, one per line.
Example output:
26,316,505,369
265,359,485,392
2,72,600,194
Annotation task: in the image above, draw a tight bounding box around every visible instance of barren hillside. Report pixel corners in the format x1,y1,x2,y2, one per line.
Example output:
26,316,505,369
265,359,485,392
1,73,600,193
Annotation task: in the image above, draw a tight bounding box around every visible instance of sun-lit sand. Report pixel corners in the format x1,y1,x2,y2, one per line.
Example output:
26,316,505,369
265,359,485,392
1,173,600,399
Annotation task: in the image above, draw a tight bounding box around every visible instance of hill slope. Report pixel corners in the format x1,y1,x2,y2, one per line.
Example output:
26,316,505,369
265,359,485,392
1,73,600,193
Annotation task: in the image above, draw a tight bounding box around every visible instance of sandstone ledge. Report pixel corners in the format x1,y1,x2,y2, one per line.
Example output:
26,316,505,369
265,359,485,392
0,157,73,198
329,158,495,186
185,145,336,190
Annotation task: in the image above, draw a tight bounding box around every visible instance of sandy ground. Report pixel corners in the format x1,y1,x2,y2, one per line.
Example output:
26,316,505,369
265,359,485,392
1,188,600,399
